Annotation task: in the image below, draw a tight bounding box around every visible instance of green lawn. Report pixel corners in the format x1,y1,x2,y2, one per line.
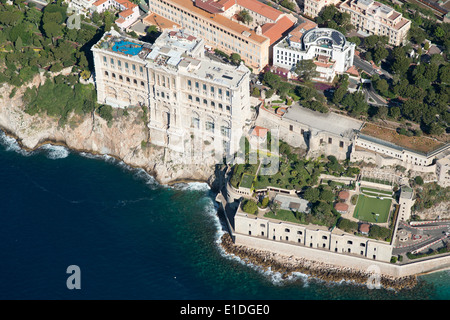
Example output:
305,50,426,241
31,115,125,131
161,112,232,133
240,173,255,189
353,195,392,223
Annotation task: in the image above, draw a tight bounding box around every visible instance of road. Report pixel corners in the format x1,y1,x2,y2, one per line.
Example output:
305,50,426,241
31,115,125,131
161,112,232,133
393,221,450,255
364,83,387,106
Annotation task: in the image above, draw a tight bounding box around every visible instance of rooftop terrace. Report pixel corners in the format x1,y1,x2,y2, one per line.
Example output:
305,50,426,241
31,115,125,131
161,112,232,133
360,123,447,155
283,105,363,138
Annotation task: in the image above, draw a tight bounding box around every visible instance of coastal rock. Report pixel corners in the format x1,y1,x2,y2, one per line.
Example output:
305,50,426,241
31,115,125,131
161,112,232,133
220,233,417,291
0,75,215,186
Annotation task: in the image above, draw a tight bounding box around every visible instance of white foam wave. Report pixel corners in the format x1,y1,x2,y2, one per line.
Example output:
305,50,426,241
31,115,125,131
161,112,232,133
79,152,116,164
0,131,33,156
170,182,211,192
132,168,158,188
40,144,69,160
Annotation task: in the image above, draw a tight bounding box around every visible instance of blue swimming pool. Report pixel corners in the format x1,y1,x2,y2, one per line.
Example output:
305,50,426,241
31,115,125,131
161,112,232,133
112,40,143,56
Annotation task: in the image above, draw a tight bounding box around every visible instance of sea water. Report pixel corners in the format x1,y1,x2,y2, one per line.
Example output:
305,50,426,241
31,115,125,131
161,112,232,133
0,131,449,300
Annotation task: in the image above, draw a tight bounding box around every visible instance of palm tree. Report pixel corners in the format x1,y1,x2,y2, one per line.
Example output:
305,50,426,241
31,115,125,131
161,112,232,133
237,10,253,25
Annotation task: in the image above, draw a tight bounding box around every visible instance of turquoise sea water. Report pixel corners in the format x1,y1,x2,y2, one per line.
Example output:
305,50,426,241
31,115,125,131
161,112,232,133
0,131,449,300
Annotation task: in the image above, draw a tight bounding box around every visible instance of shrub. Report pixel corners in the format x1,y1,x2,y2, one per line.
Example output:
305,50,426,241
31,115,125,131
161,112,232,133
242,199,258,215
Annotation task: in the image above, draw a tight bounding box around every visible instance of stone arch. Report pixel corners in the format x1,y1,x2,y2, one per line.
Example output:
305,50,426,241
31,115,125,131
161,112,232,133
120,90,132,105
107,86,117,99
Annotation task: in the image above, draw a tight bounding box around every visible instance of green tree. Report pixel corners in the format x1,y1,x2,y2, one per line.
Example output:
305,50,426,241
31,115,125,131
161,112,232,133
303,187,320,203
43,21,63,43
294,59,319,82
242,199,258,215
237,9,253,25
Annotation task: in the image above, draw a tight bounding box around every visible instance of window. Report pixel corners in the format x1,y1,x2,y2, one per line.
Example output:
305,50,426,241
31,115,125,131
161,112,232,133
105,71,109,76
187,80,192,86
221,126,230,138
347,240,353,245
110,58,114,64
205,121,214,133
328,137,332,144
191,117,200,129
340,141,344,148
118,60,121,67
289,125,293,131
285,228,290,233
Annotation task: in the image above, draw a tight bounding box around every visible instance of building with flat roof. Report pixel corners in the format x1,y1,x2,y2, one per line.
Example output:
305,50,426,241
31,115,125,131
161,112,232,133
66,0,97,16
273,194,311,213
91,0,141,29
337,0,411,46
146,0,296,72
303,0,341,19
92,28,251,156
273,26,355,82
398,186,415,221
436,155,450,187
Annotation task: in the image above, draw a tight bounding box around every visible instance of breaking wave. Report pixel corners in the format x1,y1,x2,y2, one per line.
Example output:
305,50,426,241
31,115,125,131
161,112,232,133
39,144,69,160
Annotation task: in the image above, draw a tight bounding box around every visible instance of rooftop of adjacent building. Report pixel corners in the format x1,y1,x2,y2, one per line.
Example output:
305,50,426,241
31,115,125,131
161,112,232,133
282,104,363,138
339,0,411,30
273,194,311,213
400,186,414,200
150,0,269,44
194,0,285,21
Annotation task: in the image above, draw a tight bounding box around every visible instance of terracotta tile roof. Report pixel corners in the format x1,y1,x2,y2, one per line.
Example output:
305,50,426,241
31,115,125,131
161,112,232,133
334,202,349,212
236,0,283,21
163,0,268,44
359,223,370,233
143,13,181,30
115,17,126,24
116,0,138,9
93,0,109,6
288,19,317,42
339,190,349,200
120,8,134,18
346,65,359,77
194,0,225,13
260,16,294,45
251,126,269,137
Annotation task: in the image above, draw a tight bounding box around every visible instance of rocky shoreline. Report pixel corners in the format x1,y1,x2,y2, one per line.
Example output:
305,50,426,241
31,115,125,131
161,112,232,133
220,233,418,291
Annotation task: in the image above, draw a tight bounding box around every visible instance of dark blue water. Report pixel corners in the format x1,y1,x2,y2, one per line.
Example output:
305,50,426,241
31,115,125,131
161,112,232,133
0,131,449,300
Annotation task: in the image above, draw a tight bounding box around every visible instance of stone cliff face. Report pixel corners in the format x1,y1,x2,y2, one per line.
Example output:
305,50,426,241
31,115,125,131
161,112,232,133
0,74,217,186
